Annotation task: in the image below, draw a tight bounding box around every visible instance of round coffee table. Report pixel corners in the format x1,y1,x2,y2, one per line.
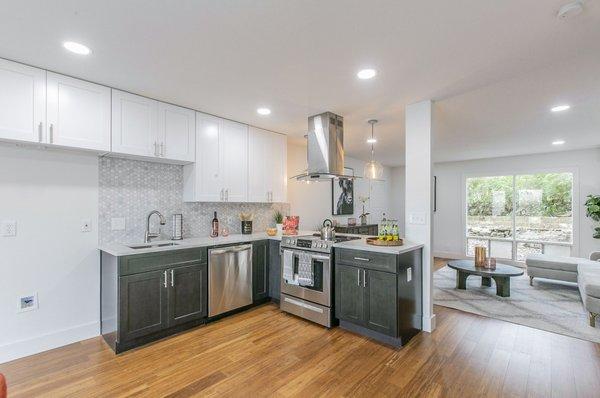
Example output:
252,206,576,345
447,260,524,297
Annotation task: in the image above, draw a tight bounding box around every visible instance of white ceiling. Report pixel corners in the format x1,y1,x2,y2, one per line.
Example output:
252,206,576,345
1,1,599,166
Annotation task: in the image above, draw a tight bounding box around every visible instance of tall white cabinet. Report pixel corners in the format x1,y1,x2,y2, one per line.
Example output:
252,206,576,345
248,127,287,202
183,113,249,202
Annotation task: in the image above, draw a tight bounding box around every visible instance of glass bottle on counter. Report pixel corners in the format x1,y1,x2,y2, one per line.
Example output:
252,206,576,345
211,211,219,237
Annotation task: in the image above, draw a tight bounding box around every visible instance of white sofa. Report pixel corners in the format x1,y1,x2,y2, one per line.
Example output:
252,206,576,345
526,252,600,326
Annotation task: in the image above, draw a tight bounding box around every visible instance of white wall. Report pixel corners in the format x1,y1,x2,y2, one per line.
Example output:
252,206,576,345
287,142,392,230
390,166,405,235
432,148,600,259
0,144,100,363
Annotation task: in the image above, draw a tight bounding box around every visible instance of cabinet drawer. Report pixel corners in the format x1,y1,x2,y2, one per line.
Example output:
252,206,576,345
336,248,397,273
119,248,207,276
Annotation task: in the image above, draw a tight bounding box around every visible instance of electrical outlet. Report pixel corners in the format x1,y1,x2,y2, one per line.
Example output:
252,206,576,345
81,219,92,233
111,217,126,231
407,267,412,282
1,220,17,237
18,293,38,313
408,212,427,225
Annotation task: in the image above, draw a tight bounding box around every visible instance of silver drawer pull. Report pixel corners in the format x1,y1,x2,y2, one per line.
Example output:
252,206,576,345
163,271,167,288
354,257,370,262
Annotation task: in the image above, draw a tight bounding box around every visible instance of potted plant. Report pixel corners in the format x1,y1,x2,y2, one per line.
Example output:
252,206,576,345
274,211,284,234
585,194,600,239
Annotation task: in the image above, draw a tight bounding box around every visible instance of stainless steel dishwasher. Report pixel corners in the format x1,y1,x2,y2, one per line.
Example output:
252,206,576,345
208,244,253,317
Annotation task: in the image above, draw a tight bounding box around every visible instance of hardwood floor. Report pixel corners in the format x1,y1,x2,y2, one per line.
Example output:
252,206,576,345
2,304,600,397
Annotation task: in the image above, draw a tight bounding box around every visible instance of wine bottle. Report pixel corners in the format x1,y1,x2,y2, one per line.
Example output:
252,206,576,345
211,211,219,237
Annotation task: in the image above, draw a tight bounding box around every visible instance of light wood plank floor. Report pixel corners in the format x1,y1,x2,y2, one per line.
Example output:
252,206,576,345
2,303,600,397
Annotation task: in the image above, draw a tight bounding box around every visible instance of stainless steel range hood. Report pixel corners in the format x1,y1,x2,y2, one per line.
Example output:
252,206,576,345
292,112,357,182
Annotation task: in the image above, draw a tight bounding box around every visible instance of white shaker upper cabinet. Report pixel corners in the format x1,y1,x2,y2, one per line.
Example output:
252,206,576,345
268,132,287,203
222,119,248,202
184,113,224,202
46,72,111,151
111,89,159,157
248,126,269,202
248,127,287,203
157,102,195,163
0,59,46,143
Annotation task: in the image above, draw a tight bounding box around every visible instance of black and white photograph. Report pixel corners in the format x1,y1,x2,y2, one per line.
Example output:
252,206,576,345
332,168,354,215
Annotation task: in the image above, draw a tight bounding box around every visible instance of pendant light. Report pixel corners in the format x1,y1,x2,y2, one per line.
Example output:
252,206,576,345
363,119,384,180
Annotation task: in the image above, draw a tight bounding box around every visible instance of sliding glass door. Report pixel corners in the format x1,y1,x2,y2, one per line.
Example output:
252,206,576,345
466,172,573,261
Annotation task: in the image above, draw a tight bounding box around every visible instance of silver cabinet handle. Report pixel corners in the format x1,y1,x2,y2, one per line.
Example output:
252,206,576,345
38,122,43,142
163,270,167,288
354,257,371,262
220,188,224,201
225,189,229,202
154,142,159,156
160,142,165,157
357,269,361,286
49,123,54,143
170,269,174,287
363,270,367,287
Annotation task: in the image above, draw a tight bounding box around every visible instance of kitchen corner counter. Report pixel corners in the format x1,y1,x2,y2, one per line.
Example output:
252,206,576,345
99,231,316,257
332,238,423,255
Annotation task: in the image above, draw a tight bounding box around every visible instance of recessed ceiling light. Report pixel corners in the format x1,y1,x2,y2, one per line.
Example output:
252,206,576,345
552,140,566,145
551,104,570,112
367,138,377,144
63,41,91,55
257,107,271,115
357,69,377,80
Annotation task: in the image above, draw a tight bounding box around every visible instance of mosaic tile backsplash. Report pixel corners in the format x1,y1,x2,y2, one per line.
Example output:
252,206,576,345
99,157,290,244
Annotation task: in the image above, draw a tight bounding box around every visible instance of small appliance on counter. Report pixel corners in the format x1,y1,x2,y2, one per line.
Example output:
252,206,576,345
171,214,183,240
240,212,253,234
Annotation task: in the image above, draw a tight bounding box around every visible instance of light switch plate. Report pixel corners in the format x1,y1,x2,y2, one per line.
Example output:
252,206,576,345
408,212,427,225
1,220,17,237
81,219,92,233
18,293,38,313
111,217,126,231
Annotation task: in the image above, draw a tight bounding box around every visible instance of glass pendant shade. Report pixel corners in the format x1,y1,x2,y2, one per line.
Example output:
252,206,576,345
364,159,384,180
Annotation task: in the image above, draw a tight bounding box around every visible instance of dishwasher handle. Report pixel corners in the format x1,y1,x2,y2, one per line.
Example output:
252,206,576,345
210,244,252,255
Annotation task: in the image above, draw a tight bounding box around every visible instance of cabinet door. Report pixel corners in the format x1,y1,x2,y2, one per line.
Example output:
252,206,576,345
269,133,287,202
111,89,158,157
252,240,269,301
222,120,248,202
158,102,195,162
0,59,45,143
168,263,207,327
46,72,110,151
119,270,168,341
187,112,224,201
365,270,397,336
248,126,269,202
334,264,364,324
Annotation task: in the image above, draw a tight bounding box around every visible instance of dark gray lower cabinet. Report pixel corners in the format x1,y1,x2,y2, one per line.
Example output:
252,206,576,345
169,263,207,326
252,240,269,302
119,270,169,341
268,240,281,300
365,270,397,336
334,247,422,347
335,264,364,324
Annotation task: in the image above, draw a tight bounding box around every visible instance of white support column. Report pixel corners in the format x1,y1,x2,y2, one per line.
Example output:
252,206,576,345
404,100,435,332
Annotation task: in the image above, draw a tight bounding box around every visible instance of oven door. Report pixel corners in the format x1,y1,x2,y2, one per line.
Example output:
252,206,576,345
280,248,331,307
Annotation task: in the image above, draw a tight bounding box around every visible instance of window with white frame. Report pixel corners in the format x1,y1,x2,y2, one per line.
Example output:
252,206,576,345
466,172,573,261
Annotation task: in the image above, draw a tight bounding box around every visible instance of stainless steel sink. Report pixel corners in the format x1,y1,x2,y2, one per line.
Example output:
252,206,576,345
128,242,179,249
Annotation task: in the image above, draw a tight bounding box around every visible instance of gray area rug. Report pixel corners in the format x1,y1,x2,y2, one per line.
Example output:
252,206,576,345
434,265,600,343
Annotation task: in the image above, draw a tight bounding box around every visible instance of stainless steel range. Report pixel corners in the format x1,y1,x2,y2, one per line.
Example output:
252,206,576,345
279,234,359,327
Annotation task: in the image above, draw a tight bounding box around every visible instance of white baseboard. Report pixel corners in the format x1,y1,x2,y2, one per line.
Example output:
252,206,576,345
0,321,99,364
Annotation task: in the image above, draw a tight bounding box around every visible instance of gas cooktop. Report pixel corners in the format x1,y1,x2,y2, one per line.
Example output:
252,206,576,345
281,234,360,253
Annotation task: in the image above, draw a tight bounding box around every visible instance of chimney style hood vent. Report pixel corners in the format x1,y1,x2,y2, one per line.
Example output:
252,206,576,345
292,111,358,182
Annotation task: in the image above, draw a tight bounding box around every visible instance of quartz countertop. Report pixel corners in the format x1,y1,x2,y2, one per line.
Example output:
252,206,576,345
332,237,424,255
99,231,423,257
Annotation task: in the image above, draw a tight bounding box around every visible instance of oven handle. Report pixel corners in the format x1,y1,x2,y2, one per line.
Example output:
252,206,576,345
280,249,330,262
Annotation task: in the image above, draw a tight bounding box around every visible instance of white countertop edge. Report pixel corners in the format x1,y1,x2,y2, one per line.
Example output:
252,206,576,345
99,232,424,257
